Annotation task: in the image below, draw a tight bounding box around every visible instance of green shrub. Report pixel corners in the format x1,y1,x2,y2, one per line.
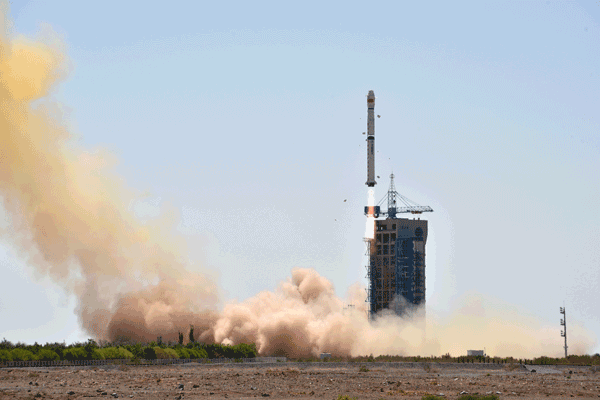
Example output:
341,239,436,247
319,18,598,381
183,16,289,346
42,342,67,359
422,395,446,400
99,347,118,359
202,344,224,358
233,343,258,358
197,343,258,359
125,344,144,359
84,339,98,358
90,349,105,360
118,347,134,359
154,347,166,359
188,347,208,359
0,349,13,362
63,347,86,361
36,349,59,361
143,346,157,360
100,347,134,360
154,347,178,359
163,348,179,359
457,395,499,400
174,347,191,359
11,348,36,361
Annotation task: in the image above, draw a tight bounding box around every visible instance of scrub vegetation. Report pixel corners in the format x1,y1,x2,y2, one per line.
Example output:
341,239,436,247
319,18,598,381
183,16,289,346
294,352,600,366
0,338,257,362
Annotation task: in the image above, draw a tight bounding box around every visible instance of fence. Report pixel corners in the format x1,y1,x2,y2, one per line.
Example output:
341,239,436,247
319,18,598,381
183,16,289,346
0,356,286,369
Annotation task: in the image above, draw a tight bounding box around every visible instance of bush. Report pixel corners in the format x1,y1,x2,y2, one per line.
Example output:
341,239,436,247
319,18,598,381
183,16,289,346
457,395,499,400
11,348,36,361
203,344,223,359
152,347,178,359
154,347,167,359
100,347,134,360
118,347,134,359
0,339,14,350
163,348,179,359
42,342,67,359
36,349,59,361
174,347,191,359
90,349,105,360
234,343,258,358
188,347,208,359
125,344,144,359
63,347,87,361
200,343,258,359
143,346,157,360
84,339,98,358
0,349,13,362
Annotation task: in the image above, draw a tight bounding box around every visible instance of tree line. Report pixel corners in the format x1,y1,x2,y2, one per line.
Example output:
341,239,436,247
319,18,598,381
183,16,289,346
0,338,258,362
295,353,600,366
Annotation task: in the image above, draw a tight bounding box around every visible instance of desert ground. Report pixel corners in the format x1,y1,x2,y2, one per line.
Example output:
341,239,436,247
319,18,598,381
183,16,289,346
1,362,599,400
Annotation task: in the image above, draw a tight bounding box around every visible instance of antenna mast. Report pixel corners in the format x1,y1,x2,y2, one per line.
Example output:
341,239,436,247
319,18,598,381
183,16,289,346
560,306,568,358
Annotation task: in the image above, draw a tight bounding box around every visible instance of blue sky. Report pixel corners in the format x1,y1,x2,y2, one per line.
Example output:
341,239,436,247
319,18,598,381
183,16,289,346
1,0,599,354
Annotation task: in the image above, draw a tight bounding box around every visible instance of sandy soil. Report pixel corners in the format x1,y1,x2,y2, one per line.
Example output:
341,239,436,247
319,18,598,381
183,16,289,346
1,362,599,400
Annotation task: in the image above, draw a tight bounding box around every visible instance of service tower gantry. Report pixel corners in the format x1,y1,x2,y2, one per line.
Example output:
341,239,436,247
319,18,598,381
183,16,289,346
365,173,433,319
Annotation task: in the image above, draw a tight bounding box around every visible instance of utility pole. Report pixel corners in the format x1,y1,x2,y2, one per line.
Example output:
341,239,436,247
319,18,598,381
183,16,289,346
560,306,568,358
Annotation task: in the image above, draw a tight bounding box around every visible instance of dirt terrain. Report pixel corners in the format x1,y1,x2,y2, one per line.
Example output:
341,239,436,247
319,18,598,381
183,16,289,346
1,362,599,400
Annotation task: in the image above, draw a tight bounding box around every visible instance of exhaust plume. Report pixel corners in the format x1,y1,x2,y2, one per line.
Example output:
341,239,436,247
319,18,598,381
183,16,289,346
0,10,218,343
0,7,595,358
364,188,375,239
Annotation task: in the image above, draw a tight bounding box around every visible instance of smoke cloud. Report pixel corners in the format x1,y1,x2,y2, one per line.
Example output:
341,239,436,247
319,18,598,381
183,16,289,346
210,269,595,358
0,6,595,358
0,9,218,343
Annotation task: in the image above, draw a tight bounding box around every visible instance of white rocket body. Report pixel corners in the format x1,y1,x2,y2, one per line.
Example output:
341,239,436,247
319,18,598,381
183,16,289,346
366,90,376,187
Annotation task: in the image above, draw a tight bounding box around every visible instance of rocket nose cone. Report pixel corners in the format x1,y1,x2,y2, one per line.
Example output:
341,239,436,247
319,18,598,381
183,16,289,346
368,90,375,97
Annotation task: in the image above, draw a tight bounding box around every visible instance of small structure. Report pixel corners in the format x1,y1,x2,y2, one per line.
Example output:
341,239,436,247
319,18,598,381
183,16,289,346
319,353,331,360
467,350,485,356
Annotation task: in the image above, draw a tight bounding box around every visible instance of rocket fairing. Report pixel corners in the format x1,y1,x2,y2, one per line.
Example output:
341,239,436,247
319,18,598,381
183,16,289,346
366,90,376,187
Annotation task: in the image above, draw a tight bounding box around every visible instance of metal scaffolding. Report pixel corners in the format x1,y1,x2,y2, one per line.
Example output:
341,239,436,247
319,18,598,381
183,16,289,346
365,174,432,319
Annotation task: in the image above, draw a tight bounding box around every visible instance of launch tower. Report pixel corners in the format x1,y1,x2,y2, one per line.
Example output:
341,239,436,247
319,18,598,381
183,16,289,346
366,174,432,317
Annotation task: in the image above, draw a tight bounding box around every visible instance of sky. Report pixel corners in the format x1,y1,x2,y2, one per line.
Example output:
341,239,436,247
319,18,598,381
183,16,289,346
0,0,599,354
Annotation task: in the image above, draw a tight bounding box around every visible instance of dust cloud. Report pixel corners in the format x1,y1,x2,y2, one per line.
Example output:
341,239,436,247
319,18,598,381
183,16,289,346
0,6,217,343
0,5,595,359
211,268,595,358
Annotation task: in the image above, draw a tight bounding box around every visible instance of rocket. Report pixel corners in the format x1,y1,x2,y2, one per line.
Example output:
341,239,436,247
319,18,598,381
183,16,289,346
365,90,376,187
363,90,380,220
